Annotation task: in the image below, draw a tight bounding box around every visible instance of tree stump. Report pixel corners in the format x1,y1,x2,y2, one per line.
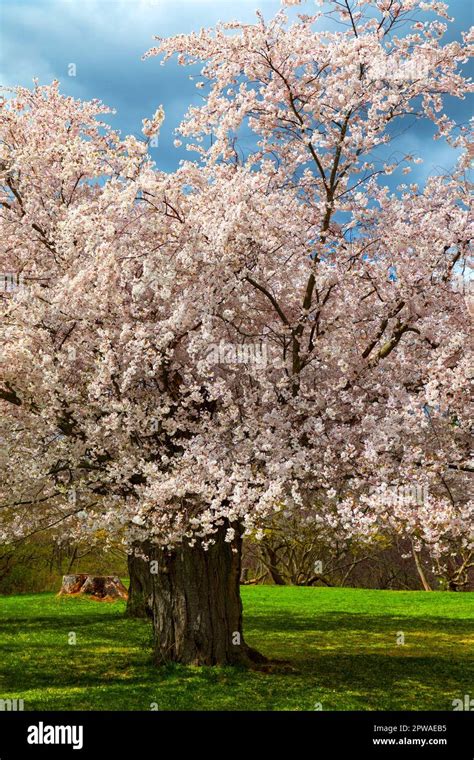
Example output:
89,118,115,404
58,574,128,601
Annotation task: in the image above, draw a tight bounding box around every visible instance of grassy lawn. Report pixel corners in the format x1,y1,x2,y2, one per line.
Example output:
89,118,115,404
0,587,472,711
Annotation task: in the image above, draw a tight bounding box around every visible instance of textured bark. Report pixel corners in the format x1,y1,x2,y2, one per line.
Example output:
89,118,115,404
59,574,128,600
126,549,153,618
150,523,266,666
262,541,286,585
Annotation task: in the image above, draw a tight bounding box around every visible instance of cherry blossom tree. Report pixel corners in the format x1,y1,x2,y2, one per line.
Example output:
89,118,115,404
1,0,472,664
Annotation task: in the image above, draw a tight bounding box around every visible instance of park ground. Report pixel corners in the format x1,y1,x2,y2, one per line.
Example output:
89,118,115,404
0,586,472,711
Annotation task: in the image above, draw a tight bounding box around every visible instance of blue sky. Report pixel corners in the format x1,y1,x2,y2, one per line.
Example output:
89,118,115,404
0,0,472,179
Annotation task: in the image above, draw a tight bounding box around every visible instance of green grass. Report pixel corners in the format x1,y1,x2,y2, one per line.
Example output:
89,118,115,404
0,587,472,711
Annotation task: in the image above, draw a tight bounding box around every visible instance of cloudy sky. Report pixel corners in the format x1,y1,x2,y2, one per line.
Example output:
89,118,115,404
0,0,472,179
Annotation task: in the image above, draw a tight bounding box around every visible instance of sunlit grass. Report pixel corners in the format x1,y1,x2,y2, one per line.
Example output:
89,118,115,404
0,587,472,710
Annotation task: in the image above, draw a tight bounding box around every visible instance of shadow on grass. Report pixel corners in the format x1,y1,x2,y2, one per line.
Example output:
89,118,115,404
2,608,471,636
1,648,470,700
245,610,474,635
0,611,133,633
1,610,472,684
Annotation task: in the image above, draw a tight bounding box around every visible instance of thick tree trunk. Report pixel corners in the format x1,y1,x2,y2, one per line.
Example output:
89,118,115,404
126,548,153,618
149,523,266,666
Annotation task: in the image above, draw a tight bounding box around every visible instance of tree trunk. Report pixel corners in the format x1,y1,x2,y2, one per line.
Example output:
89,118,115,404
149,523,266,666
262,541,286,585
412,546,432,592
126,548,153,619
